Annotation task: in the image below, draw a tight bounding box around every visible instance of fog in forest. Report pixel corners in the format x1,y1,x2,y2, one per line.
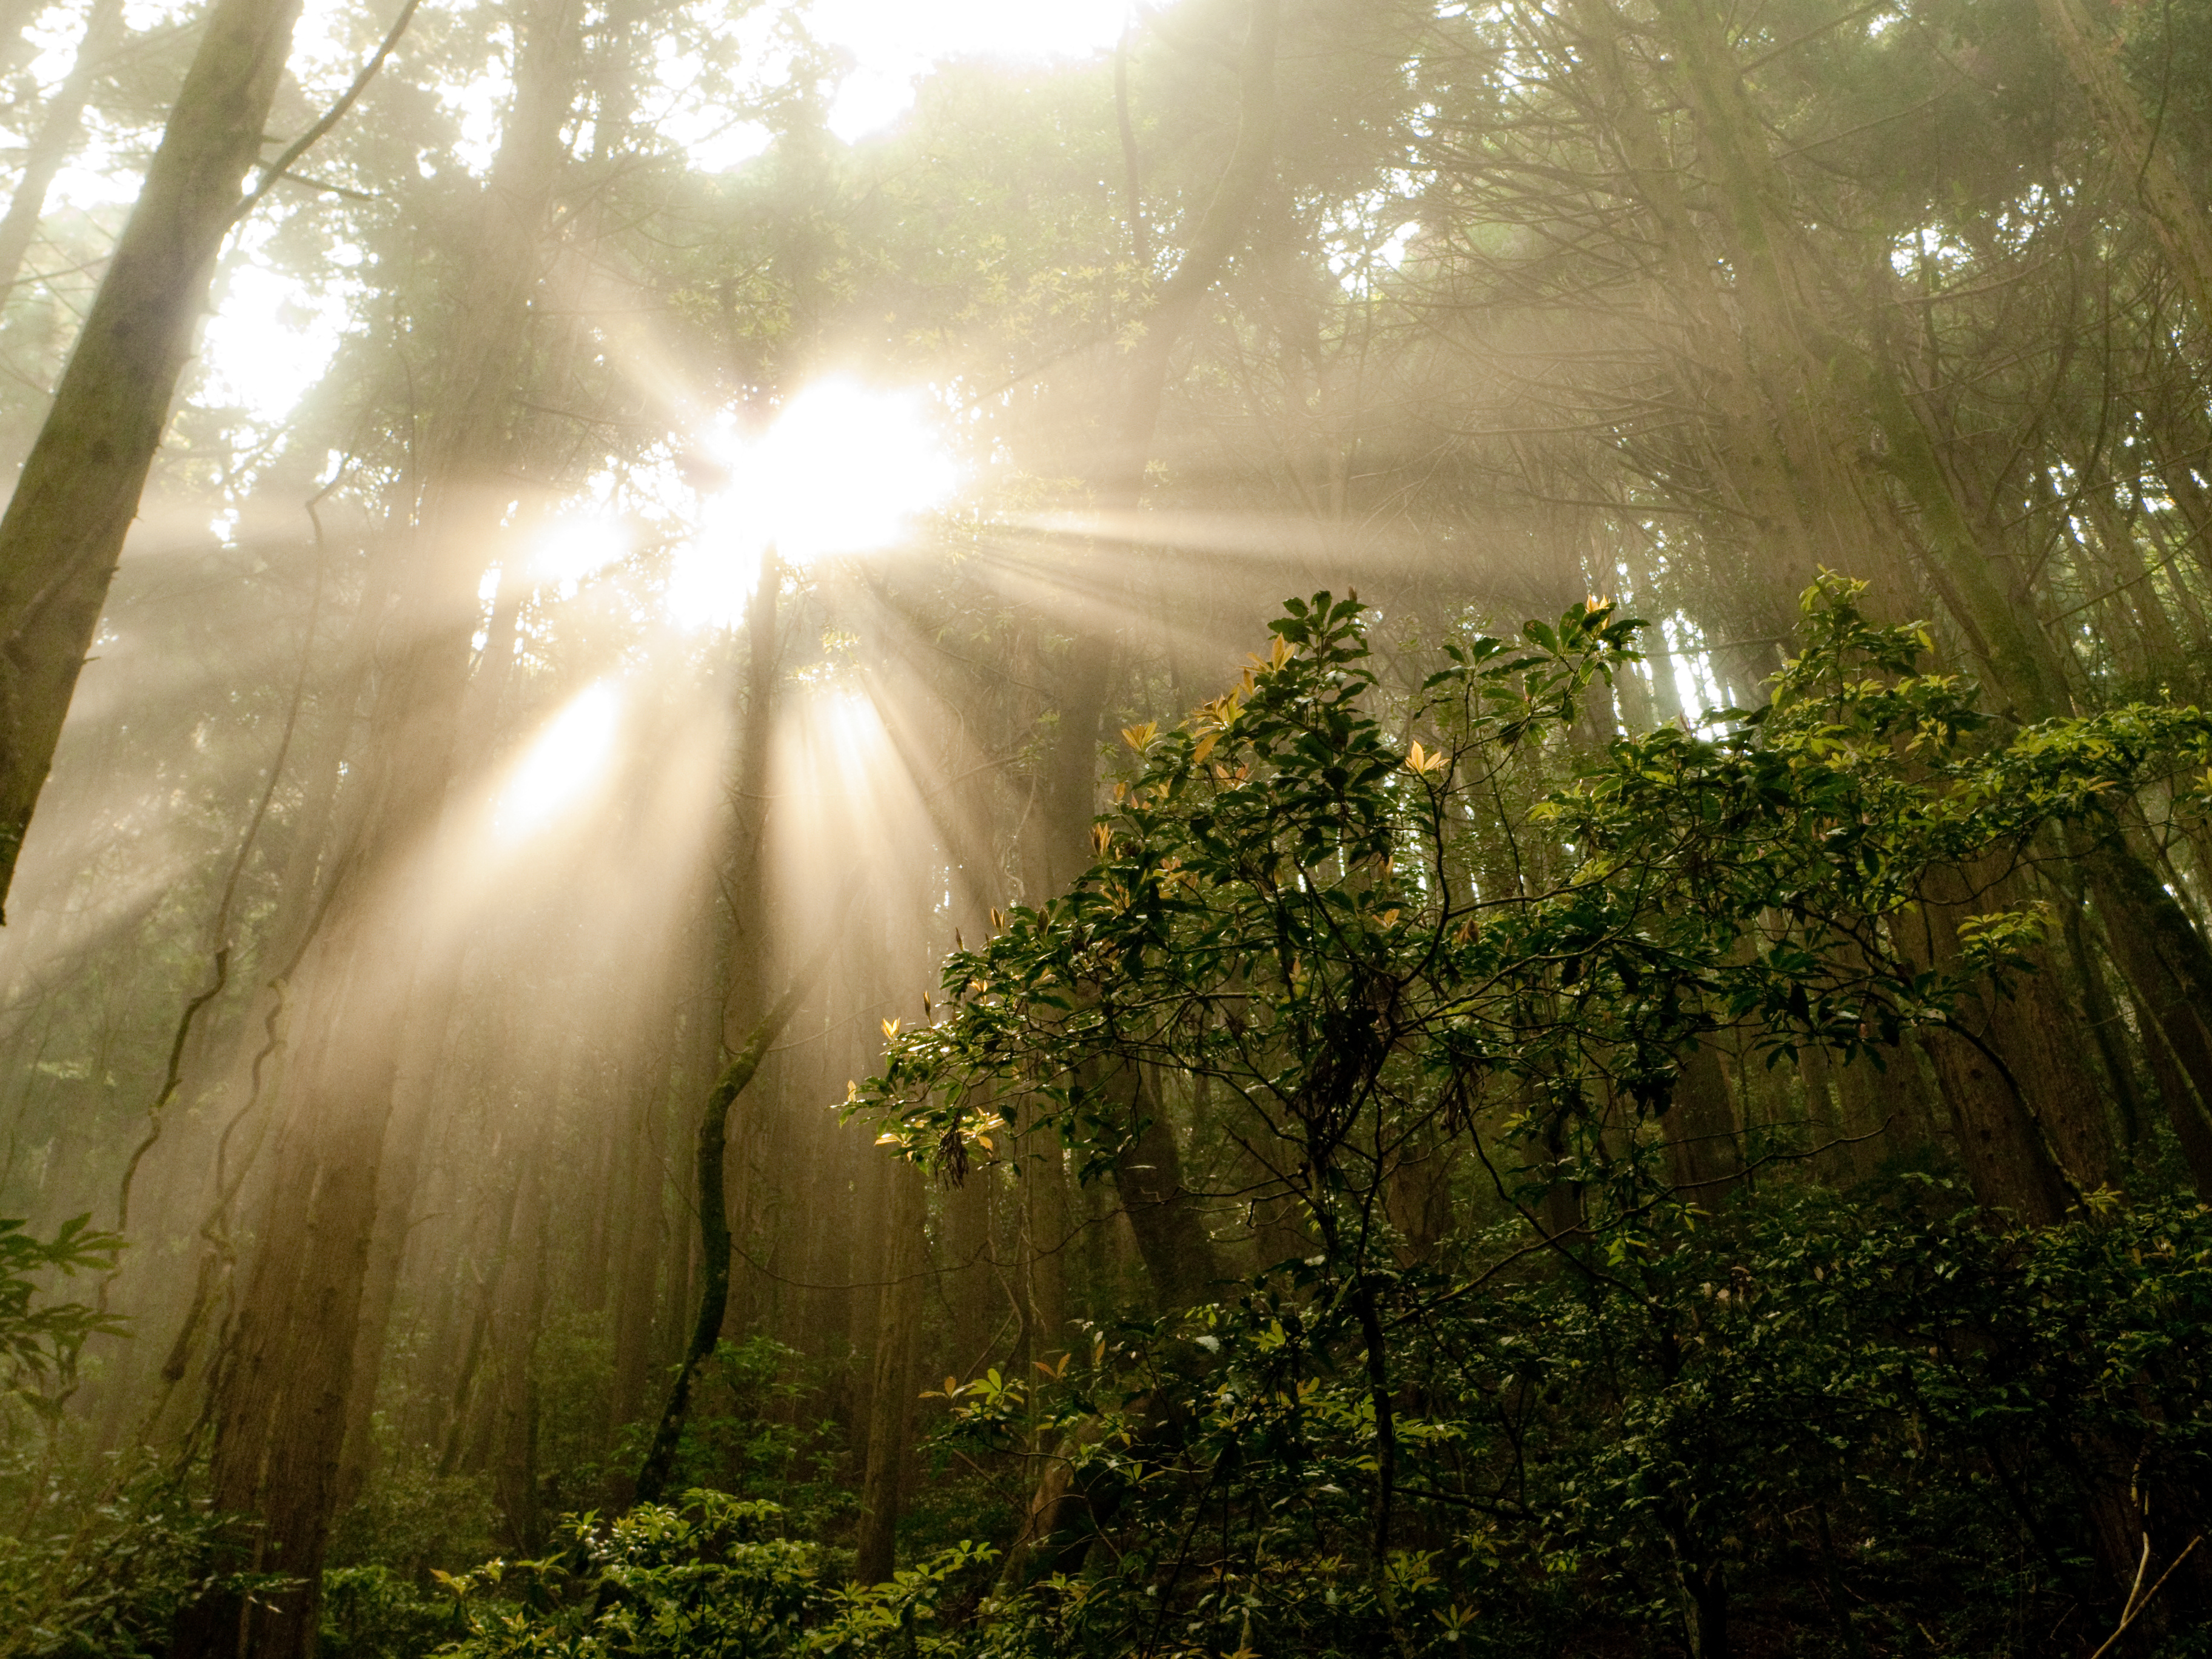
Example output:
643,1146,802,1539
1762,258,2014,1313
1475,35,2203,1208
3,0,2212,1654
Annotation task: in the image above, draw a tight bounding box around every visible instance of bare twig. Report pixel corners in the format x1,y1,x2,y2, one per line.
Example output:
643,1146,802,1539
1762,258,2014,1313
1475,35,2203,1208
2088,1535,2200,1659
231,0,424,226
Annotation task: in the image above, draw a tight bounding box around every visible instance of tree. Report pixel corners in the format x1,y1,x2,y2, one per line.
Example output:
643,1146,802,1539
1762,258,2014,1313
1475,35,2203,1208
860,580,2212,1646
0,0,311,918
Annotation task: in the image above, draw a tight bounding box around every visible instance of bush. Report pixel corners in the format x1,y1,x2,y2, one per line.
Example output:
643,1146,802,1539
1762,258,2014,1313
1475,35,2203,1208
432,1490,991,1658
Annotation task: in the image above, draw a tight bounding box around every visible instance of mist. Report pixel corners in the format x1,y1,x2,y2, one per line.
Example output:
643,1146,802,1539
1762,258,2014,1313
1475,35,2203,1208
2,0,2211,1654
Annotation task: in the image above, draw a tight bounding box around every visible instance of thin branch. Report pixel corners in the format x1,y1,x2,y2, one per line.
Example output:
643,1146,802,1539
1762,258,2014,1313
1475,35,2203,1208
231,0,424,227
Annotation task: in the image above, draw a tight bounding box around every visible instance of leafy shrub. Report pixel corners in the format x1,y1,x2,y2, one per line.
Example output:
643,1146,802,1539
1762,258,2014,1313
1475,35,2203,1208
0,1455,280,1659
433,1490,991,1657
320,1565,463,1659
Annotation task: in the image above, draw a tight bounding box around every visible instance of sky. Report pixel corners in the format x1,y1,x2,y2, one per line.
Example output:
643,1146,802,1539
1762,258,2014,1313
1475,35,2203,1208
807,0,1128,139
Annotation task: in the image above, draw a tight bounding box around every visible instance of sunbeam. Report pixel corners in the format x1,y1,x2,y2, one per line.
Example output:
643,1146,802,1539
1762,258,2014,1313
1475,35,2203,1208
492,682,623,840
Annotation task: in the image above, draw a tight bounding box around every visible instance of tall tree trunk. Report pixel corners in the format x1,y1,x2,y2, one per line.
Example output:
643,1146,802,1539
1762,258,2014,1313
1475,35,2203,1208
172,0,583,1646
1108,1064,1221,1313
491,1113,553,1550
1663,1039,1742,1207
854,1159,925,1583
1041,0,1278,1313
327,991,461,1519
606,1036,672,1482
1022,1127,1069,1362
1889,860,2085,1223
0,0,304,915
943,1142,997,1378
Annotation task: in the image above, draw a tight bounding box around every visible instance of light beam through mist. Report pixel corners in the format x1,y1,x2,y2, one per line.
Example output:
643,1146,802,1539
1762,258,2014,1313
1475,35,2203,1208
494,682,622,839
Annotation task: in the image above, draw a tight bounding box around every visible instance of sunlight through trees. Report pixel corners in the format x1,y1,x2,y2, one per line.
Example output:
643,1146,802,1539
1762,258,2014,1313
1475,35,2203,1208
1,0,2211,1654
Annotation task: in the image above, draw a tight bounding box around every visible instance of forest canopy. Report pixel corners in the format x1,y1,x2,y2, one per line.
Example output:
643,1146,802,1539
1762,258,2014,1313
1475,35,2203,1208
1,0,2212,1654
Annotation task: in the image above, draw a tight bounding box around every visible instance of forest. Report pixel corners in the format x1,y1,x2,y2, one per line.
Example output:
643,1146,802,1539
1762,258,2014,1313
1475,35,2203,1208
4,0,2212,1653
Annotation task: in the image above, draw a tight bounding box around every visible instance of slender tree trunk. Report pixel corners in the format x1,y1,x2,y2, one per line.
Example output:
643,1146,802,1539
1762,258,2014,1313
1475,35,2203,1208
1108,1064,1221,1313
1663,1039,1742,1207
0,0,304,914
327,990,460,1518
491,1118,553,1549
607,1027,674,1477
1023,1127,1069,1361
0,0,126,300
944,1141,997,1378
631,925,845,1507
1029,1,1279,1323
855,1159,925,1583
1889,862,2082,1222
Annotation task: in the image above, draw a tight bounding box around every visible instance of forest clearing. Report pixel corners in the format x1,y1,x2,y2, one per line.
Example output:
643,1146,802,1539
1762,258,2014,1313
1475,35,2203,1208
0,0,2211,1654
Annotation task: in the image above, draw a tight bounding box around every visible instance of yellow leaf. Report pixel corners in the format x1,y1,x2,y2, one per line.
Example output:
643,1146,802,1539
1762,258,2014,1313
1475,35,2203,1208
1382,909,1400,928
1121,720,1158,751
882,1017,902,1041
1193,731,1219,765
1091,822,1113,855
1271,635,1292,670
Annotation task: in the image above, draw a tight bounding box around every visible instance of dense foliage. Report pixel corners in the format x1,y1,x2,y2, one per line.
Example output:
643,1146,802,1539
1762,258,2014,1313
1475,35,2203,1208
391,586,2212,1657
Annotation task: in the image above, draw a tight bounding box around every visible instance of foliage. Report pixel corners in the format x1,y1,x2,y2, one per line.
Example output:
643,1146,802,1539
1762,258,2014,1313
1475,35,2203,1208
0,1215,123,1422
861,577,2212,1226
411,1184,2212,1658
327,1464,502,1583
0,1453,281,1659
321,1565,468,1659
910,1185,2212,1658
630,1336,855,1539
430,1490,993,1657
825,583,2212,1653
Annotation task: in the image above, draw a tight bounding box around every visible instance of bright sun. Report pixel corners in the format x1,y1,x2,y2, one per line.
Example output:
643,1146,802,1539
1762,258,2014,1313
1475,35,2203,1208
665,378,957,631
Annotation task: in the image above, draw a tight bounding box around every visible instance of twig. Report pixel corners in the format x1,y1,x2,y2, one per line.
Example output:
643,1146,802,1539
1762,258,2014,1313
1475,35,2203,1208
2088,1535,2200,1659
110,536,328,1237
230,0,423,226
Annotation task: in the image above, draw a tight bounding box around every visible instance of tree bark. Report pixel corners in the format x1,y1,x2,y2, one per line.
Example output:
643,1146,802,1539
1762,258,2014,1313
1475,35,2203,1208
1889,860,2088,1223
944,1148,997,1378
607,1030,674,1473
0,0,304,915
1108,1064,1221,1314
854,1159,925,1583
1663,1039,1742,1207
